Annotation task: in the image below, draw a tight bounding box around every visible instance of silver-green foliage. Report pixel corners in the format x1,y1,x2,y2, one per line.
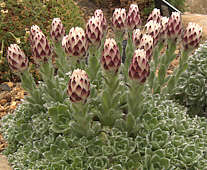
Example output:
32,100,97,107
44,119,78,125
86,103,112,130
173,41,207,116
2,89,207,169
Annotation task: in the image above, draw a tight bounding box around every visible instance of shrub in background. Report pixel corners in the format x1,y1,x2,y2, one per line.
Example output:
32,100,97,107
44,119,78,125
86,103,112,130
0,0,85,82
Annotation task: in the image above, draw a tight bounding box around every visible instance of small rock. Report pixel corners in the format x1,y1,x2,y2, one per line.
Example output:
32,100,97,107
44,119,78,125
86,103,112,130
0,84,11,92
0,99,7,106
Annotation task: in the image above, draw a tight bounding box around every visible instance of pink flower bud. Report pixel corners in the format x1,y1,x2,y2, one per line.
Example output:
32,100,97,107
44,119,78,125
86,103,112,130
94,9,107,32
101,38,121,73
132,29,143,47
62,27,88,58
7,44,28,72
147,8,161,23
68,69,90,103
182,22,202,50
145,20,161,46
50,18,65,42
86,16,103,47
32,31,52,63
129,49,150,83
167,12,182,41
126,4,141,30
112,8,127,31
139,34,154,61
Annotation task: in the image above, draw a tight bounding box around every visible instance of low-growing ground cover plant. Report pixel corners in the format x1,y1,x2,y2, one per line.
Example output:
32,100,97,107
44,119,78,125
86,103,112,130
173,41,207,117
1,3,207,169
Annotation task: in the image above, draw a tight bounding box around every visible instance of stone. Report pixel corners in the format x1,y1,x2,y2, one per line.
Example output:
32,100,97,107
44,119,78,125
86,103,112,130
182,14,207,40
0,154,12,170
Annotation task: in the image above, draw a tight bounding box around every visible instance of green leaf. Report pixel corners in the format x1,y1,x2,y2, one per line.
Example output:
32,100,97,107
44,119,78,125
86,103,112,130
160,158,170,169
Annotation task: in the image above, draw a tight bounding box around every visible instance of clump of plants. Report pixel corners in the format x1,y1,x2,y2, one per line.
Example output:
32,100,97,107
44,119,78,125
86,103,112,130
0,0,85,82
1,4,207,169
172,41,207,117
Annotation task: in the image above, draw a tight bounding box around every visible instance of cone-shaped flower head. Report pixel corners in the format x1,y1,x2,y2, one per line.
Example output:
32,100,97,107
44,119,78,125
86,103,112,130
67,69,90,103
126,4,141,30
29,25,42,45
139,34,154,61
144,20,161,46
7,44,28,72
159,16,169,42
50,18,65,42
112,8,127,31
62,27,88,58
94,9,107,32
101,38,121,73
147,8,161,23
132,28,143,48
129,49,150,83
32,31,52,63
86,16,103,47
167,12,182,41
182,22,202,50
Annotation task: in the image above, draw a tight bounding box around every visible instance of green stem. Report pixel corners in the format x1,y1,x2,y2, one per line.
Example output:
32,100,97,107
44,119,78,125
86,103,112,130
39,60,65,102
87,46,100,82
99,72,122,127
20,69,44,105
128,82,145,118
71,102,93,137
165,50,190,94
53,42,70,77
153,40,177,93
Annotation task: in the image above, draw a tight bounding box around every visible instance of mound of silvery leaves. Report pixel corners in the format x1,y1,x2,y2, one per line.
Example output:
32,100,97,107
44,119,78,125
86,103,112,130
2,4,207,169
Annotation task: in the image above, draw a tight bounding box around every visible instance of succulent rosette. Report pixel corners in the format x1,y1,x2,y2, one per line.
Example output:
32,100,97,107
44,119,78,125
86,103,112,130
132,28,142,48
159,16,169,42
182,22,202,50
112,8,127,31
94,9,107,32
147,8,161,23
126,4,141,30
7,44,28,72
67,69,90,103
101,38,121,73
86,16,103,47
32,31,52,63
167,12,182,41
144,20,161,46
50,18,66,42
62,27,88,58
139,34,154,61
128,49,150,83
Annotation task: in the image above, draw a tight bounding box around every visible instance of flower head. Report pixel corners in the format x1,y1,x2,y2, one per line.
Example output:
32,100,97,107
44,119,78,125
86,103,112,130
101,38,121,73
129,49,150,83
112,8,127,31
145,20,161,46
126,4,141,30
50,18,65,42
94,9,107,32
132,28,143,48
159,17,169,42
32,31,52,63
62,27,88,58
86,16,103,47
139,34,154,61
182,22,202,50
147,8,161,23
67,69,90,103
167,12,182,41
7,44,28,72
